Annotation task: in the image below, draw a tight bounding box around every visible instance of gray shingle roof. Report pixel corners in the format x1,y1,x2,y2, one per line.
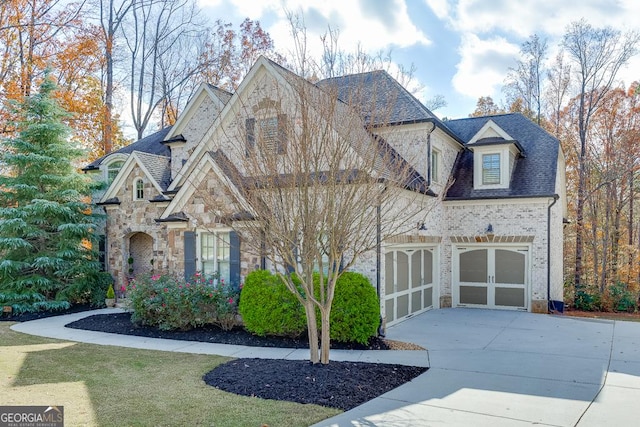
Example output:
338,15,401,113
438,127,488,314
316,71,436,125
443,113,559,200
83,127,172,170
135,151,171,191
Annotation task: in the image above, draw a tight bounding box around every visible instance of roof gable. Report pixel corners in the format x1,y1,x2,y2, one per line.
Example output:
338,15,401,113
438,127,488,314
167,56,298,191
160,150,252,220
467,120,514,144
164,83,232,141
99,151,170,203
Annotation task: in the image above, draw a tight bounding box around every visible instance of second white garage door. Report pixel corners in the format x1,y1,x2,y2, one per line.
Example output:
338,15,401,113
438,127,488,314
453,246,529,310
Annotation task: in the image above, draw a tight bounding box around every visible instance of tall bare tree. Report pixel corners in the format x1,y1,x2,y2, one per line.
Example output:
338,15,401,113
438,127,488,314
122,0,205,139
504,34,548,124
562,19,639,295
545,51,572,138
95,0,136,154
212,64,438,364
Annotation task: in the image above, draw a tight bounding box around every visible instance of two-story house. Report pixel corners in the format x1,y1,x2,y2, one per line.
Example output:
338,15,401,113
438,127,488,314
84,56,567,325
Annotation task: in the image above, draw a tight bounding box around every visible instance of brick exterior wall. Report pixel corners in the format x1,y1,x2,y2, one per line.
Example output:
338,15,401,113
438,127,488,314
100,64,565,320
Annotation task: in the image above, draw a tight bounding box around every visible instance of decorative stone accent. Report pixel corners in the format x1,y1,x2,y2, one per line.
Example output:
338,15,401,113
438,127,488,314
531,300,547,313
440,295,452,308
449,235,535,243
386,235,442,244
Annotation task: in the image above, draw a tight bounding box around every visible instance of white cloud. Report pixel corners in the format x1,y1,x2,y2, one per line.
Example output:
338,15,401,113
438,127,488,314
424,0,450,20
222,0,430,54
452,33,519,99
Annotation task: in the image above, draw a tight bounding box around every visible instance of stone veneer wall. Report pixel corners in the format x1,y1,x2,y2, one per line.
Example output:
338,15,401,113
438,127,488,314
103,167,169,289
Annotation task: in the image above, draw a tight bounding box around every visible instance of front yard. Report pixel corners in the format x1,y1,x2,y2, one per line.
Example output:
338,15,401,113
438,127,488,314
0,323,339,426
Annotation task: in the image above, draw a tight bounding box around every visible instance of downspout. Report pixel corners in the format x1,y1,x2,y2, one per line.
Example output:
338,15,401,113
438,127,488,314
547,194,560,313
376,199,384,337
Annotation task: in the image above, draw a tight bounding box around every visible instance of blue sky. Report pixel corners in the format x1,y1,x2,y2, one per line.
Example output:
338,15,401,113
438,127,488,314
196,0,640,120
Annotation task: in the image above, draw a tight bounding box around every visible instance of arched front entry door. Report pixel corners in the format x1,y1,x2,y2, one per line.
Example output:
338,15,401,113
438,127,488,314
128,232,154,277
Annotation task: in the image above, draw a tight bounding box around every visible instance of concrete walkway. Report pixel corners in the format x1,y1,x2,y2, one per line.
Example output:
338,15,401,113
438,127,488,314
10,308,640,426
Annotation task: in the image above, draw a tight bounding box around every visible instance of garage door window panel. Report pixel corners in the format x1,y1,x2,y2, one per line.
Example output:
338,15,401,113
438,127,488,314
495,249,525,284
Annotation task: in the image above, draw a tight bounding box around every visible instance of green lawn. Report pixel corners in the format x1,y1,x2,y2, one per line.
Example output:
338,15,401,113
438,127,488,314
0,323,340,426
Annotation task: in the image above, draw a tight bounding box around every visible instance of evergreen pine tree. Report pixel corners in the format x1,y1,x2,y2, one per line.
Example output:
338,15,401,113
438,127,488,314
0,73,110,313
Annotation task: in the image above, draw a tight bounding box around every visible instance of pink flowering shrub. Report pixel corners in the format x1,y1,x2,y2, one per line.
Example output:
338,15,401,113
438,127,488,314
127,272,239,331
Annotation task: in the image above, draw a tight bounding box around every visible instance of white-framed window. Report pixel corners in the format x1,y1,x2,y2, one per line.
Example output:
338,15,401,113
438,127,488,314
200,232,230,283
431,148,440,183
106,160,124,184
482,153,501,185
134,178,144,200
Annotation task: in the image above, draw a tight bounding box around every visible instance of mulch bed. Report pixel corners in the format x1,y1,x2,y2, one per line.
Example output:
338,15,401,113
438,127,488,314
203,358,427,411
0,303,94,322
65,312,392,350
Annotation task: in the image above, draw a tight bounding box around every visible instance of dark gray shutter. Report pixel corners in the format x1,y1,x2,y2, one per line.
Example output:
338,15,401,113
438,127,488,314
98,235,106,271
184,231,196,281
277,114,287,154
245,118,255,155
229,231,241,288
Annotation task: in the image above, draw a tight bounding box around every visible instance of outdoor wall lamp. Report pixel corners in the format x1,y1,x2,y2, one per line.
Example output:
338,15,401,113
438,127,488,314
486,224,494,234
417,221,427,231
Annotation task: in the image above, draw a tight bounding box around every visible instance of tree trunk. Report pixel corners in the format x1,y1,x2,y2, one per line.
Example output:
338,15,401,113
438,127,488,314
304,300,319,364
104,34,114,154
319,306,331,364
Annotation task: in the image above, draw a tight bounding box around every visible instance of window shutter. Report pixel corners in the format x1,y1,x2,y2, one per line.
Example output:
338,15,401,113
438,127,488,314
277,114,287,154
229,231,241,288
184,231,196,281
98,235,106,271
245,118,255,155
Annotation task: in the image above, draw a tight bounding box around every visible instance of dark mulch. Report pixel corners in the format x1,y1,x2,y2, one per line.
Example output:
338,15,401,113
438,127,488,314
203,358,427,411
66,312,392,350
0,303,94,322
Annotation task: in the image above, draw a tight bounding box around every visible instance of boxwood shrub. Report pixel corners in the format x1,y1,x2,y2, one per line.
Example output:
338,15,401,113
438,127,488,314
238,270,306,337
329,272,379,344
239,270,380,344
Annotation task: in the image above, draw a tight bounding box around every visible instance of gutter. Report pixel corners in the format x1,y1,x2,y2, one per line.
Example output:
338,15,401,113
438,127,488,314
547,194,561,313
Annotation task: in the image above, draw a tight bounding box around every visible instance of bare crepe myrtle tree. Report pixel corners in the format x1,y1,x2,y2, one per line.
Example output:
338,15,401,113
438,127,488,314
191,65,442,364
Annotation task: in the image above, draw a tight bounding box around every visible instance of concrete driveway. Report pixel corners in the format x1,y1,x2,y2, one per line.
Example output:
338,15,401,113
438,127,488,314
317,308,640,426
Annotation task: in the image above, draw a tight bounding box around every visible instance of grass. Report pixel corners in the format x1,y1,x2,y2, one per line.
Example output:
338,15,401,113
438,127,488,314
0,323,340,426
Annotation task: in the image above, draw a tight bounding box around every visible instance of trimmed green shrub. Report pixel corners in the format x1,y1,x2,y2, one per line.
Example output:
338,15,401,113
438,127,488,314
608,282,636,313
574,286,602,311
329,272,379,344
127,273,239,331
106,284,115,299
239,270,306,337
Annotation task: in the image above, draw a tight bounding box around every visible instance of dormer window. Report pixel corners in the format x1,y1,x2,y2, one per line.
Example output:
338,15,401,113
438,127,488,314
466,120,524,190
106,160,124,184
134,178,144,200
481,153,500,185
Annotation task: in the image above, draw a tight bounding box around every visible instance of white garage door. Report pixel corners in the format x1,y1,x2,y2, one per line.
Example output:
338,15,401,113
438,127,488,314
454,246,529,310
384,247,436,325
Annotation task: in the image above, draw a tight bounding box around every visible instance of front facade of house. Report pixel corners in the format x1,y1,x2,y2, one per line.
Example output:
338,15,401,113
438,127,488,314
84,57,567,325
